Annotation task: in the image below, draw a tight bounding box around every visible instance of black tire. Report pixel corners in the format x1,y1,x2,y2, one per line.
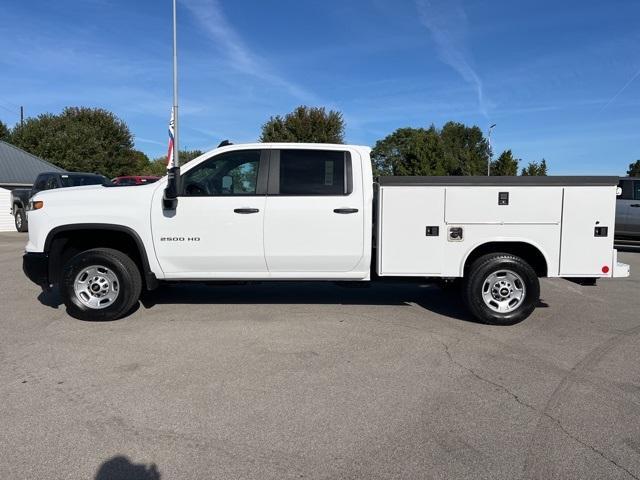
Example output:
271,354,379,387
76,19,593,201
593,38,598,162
463,253,539,325
14,208,28,232
61,248,142,321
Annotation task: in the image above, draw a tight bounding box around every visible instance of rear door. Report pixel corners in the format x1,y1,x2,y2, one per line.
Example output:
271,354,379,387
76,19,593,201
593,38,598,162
615,179,633,236
629,181,640,238
263,148,364,273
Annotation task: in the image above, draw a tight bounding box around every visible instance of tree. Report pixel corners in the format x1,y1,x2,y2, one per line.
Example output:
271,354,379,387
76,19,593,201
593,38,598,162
260,106,345,143
371,122,490,176
10,107,140,178
491,150,520,176
521,159,548,176
0,120,9,142
627,160,640,177
148,149,205,176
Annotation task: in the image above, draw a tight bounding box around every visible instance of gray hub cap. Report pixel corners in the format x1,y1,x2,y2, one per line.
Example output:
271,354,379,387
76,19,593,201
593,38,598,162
481,270,526,313
74,265,120,310
15,213,22,229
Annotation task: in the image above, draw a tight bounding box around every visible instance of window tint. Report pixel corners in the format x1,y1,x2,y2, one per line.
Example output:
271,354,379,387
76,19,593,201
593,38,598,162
45,176,59,190
60,175,106,187
33,175,48,192
116,178,138,186
618,180,633,200
279,150,348,195
182,150,261,196
635,181,640,200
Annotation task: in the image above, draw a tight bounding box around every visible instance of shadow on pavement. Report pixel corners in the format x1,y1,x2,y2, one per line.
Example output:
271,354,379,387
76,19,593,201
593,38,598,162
94,455,160,480
139,281,482,323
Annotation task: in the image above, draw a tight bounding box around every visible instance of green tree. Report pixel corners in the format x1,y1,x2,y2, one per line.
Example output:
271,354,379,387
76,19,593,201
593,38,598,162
10,107,141,178
148,149,205,176
260,106,345,143
0,120,10,141
371,122,490,176
491,149,520,176
521,159,548,176
627,160,640,177
371,126,446,176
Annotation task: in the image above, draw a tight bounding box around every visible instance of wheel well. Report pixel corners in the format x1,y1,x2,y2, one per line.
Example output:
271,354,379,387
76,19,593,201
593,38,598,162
47,228,151,287
464,242,548,277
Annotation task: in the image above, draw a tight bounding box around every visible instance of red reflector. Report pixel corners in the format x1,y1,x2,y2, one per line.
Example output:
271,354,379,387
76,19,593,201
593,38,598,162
602,266,610,274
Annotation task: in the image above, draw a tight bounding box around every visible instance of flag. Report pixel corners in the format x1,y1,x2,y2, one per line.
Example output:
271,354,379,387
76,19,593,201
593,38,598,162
166,107,175,169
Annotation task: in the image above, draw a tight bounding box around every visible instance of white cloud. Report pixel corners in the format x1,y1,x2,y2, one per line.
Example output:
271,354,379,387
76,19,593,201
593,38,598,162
181,0,316,102
416,0,489,118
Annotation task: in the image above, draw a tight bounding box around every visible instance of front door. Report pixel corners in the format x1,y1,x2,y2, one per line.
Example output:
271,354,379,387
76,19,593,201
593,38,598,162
263,148,365,273
151,149,269,277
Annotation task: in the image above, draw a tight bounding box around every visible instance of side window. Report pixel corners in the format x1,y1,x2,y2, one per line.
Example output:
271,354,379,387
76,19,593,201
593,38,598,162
634,181,640,200
33,175,48,193
618,180,633,200
182,150,262,196
45,176,59,190
277,150,350,195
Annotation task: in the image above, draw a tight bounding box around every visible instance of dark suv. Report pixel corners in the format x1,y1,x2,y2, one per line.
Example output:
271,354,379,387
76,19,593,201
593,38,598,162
10,172,109,232
616,177,640,246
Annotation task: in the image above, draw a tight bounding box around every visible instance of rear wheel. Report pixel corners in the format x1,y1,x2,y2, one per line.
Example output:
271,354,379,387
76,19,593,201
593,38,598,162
463,253,539,325
14,208,27,232
61,248,141,321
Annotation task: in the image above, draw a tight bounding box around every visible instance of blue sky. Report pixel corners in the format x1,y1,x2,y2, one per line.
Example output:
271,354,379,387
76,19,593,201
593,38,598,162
1,0,638,174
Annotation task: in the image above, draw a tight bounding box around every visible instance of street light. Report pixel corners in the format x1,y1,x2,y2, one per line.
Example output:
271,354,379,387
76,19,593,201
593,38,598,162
487,123,497,176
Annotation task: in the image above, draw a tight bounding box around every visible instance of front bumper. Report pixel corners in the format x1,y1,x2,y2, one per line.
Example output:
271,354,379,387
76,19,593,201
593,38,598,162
23,252,49,287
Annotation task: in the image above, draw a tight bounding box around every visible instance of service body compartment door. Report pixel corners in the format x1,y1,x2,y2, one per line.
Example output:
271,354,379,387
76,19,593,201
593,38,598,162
378,187,445,275
560,186,616,276
445,187,562,224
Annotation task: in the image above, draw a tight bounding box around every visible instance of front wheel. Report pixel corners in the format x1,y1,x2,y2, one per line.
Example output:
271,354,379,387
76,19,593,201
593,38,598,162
14,208,27,232
463,253,540,325
61,248,142,321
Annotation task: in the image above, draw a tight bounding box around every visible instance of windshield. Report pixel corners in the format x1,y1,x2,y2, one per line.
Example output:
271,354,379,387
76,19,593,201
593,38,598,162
60,175,107,187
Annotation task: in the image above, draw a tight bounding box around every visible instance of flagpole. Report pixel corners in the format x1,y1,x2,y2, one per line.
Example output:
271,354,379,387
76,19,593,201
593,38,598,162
163,0,180,209
172,0,179,169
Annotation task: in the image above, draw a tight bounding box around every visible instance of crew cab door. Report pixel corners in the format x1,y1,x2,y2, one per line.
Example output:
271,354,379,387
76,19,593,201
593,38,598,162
263,148,364,273
151,149,269,277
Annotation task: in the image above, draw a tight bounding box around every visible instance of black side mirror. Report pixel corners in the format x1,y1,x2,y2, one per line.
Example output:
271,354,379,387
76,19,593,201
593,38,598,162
163,167,181,210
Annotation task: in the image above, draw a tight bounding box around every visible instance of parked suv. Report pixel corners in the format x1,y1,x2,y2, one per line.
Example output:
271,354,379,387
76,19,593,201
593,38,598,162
616,177,640,245
11,172,109,232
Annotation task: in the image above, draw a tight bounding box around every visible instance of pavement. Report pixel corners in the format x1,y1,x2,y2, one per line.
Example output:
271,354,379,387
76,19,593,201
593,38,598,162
0,230,639,480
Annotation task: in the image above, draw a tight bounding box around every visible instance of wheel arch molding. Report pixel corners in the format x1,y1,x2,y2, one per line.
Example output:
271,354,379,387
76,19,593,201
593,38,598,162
44,223,159,290
462,240,550,277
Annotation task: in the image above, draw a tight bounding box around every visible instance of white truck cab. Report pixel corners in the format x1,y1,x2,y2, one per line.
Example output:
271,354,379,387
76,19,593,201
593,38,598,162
23,142,630,325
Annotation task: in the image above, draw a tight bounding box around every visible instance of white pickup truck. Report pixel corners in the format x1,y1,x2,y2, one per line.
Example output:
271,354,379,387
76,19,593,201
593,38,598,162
23,142,629,324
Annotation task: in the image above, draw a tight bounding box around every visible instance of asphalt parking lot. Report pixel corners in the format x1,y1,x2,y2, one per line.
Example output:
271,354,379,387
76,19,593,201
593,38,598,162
1,231,639,480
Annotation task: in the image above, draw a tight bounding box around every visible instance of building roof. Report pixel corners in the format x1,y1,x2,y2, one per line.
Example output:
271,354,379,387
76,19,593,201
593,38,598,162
0,140,66,186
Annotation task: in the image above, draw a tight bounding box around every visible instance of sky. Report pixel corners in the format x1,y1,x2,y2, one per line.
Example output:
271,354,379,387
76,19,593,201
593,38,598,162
0,0,639,175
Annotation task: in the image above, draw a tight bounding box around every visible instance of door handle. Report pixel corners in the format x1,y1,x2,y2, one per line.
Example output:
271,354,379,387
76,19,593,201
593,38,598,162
630,204,640,208
234,208,260,214
333,208,359,214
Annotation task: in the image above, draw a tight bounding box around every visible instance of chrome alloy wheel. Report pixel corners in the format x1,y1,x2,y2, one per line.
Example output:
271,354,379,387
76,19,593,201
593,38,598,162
73,265,120,310
481,270,526,313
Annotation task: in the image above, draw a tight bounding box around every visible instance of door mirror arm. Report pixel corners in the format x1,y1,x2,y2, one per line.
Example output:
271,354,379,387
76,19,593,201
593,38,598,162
163,167,181,210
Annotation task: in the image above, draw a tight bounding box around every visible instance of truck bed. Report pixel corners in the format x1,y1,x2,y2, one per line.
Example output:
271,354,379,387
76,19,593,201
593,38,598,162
376,176,620,278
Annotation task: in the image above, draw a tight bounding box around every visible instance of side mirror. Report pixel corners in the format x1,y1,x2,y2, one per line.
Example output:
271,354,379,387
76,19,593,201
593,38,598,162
163,167,181,210
616,186,622,197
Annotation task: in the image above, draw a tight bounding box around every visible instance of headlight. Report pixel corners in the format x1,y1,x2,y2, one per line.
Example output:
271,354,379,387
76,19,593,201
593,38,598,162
28,200,44,211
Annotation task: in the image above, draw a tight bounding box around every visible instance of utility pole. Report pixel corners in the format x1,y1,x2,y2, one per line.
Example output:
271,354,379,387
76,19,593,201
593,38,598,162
20,106,24,127
487,123,496,176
